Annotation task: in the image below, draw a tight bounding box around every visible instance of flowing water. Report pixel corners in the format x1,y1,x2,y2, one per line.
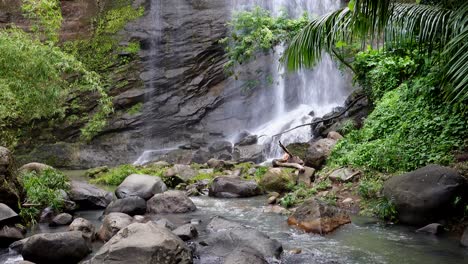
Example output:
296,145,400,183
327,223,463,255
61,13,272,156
2,171,467,264
229,0,352,159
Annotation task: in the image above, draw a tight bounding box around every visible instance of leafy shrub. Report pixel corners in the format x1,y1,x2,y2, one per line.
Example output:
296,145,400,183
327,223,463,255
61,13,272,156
0,29,112,146
358,177,384,199
220,6,309,72
353,48,418,101
329,76,467,173
20,168,69,224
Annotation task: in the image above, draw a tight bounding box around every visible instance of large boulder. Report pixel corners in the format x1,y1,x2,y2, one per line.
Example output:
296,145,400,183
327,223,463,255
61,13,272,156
104,197,147,216
232,144,265,163
115,174,167,200
21,231,91,264
461,227,468,247
69,217,96,241
89,222,192,264
0,226,24,247
304,138,337,169
259,168,295,193
224,247,268,264
383,165,467,225
18,162,52,174
69,181,113,209
235,135,258,146
209,141,233,153
0,147,23,210
98,212,133,241
209,176,262,198
192,149,213,164
288,198,351,234
164,164,197,184
0,203,19,226
146,190,196,214
199,226,282,259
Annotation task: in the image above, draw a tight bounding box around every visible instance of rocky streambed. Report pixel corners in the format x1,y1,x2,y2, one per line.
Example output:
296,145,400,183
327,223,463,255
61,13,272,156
1,170,467,264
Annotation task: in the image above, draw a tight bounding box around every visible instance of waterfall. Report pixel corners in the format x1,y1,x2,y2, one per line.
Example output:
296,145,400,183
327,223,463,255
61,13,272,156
230,0,351,159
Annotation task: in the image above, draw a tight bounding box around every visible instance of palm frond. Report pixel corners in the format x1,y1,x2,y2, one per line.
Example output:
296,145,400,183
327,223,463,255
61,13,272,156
284,0,468,103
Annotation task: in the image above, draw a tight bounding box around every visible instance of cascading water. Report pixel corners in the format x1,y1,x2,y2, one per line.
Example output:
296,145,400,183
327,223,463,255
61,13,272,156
230,0,351,159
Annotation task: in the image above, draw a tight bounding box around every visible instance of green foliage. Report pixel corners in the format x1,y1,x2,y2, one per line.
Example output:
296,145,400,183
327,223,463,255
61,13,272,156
221,6,309,73
254,166,268,181
126,103,143,115
361,197,398,222
329,49,467,173
63,5,144,72
20,168,69,224
22,0,62,43
91,164,168,186
354,48,417,101
285,0,468,104
358,177,384,199
0,29,112,147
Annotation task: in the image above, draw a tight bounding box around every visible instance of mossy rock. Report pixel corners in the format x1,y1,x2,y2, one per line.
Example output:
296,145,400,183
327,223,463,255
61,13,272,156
259,168,295,193
285,143,309,160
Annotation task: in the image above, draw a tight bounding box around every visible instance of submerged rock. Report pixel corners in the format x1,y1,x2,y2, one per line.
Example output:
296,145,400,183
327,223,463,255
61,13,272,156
104,196,147,216
89,222,192,264
288,198,351,234
98,212,133,242
115,174,167,200
416,223,444,235
209,176,262,198
206,216,244,233
146,190,196,214
154,218,176,230
69,181,114,209
383,165,467,225
21,231,91,264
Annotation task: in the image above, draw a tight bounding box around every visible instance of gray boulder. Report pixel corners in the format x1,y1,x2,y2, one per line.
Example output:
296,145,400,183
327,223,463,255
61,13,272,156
115,174,167,200
192,149,213,164
164,164,197,183
89,222,192,264
0,147,22,210
288,198,351,234
233,144,265,163
461,227,468,247
147,191,196,214
18,162,52,174
383,165,466,225
21,231,91,264
224,247,268,264
69,181,114,209
0,203,18,225
209,141,233,154
416,223,444,235
235,135,258,146
173,223,198,241
209,176,262,198
199,227,282,259
0,226,24,247
69,217,96,241
104,197,147,216
304,138,337,169
98,212,133,241
50,213,73,226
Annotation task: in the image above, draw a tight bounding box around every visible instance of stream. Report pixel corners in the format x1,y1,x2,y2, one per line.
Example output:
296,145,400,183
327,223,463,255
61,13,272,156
1,172,467,264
